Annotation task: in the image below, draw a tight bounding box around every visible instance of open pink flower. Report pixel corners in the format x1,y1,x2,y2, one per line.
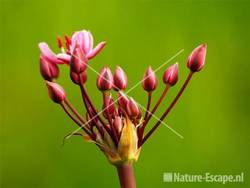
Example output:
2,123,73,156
71,30,106,59
57,30,106,63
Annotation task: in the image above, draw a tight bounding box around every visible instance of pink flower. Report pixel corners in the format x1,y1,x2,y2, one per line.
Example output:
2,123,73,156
70,30,106,60
113,66,128,90
40,55,59,81
142,66,157,92
46,81,66,103
163,63,179,86
187,44,207,72
96,67,113,91
56,30,106,64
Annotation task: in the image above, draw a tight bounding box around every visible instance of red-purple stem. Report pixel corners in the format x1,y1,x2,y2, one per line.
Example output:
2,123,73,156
117,164,136,188
60,102,92,137
65,98,86,124
78,82,104,136
141,72,193,145
138,85,170,145
102,92,119,145
143,92,152,121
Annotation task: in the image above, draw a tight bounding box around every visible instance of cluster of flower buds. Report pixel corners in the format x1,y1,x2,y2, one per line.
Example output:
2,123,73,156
39,30,207,165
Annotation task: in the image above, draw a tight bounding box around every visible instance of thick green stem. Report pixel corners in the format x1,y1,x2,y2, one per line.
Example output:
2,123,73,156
117,164,136,188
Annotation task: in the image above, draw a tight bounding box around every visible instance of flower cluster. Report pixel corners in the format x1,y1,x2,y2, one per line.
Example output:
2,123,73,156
39,29,207,165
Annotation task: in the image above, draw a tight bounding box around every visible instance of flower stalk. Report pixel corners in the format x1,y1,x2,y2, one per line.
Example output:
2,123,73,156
117,164,136,188
39,29,207,188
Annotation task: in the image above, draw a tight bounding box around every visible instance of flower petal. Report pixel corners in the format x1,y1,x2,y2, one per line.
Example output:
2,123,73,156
57,53,71,64
38,42,62,64
87,41,106,60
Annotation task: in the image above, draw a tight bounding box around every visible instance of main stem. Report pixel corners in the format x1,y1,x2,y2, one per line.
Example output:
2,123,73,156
117,164,136,188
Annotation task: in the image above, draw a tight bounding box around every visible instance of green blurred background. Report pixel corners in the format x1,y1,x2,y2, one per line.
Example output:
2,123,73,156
1,0,249,187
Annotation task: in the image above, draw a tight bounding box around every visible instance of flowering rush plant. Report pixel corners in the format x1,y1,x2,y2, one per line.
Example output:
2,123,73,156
38,29,207,188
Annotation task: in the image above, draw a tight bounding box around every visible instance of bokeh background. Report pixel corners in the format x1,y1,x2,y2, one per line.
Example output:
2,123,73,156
1,0,249,187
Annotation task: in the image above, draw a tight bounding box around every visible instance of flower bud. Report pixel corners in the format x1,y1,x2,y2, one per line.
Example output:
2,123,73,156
126,98,140,118
70,46,87,74
142,66,157,92
96,67,113,91
40,55,59,81
113,66,127,90
114,116,123,134
187,44,207,72
70,71,87,85
46,81,66,103
118,92,129,110
163,63,178,86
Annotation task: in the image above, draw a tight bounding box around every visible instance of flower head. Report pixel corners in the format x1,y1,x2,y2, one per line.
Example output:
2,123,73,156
39,29,207,170
187,44,207,72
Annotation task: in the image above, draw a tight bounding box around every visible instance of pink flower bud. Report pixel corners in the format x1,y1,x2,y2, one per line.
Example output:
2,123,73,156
114,116,123,134
40,55,59,81
163,63,179,86
46,81,66,103
142,66,157,92
70,46,87,74
187,44,207,72
126,98,140,118
118,92,129,110
70,71,87,85
96,67,113,91
113,66,128,90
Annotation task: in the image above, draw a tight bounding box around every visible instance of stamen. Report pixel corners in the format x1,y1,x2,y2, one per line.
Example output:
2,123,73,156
57,35,63,49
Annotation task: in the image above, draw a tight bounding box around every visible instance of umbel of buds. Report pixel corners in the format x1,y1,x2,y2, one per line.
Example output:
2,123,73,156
38,29,207,188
